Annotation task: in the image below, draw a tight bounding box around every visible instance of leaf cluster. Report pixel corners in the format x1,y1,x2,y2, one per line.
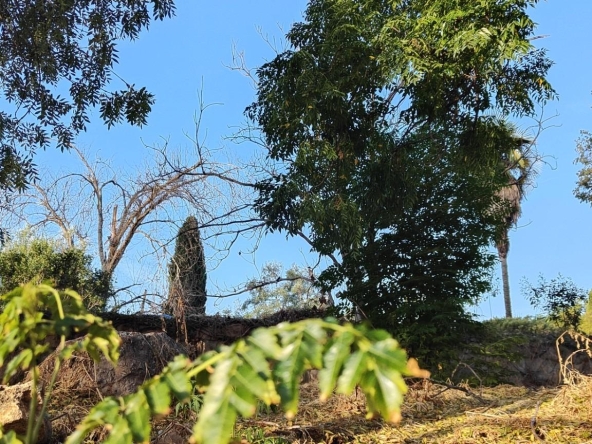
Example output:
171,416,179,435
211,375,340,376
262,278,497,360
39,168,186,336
0,284,120,443
523,274,588,330
0,0,176,191
320,132,499,366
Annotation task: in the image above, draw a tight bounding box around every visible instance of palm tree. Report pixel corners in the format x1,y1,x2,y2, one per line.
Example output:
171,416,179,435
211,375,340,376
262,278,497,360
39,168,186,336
495,139,532,318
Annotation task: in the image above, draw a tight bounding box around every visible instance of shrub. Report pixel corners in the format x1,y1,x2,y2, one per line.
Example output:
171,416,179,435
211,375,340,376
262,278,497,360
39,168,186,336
522,274,587,330
0,231,110,311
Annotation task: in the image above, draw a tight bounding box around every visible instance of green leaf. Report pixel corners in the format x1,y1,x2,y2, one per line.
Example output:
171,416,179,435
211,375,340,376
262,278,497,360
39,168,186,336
3,349,33,383
143,379,171,416
82,324,121,365
336,350,368,395
123,391,151,443
373,366,406,422
228,386,257,418
192,356,238,444
192,395,237,444
164,369,191,403
273,343,306,416
359,370,380,419
232,356,279,406
318,331,355,401
247,327,283,359
0,429,25,444
368,339,409,374
103,415,132,444
300,323,326,368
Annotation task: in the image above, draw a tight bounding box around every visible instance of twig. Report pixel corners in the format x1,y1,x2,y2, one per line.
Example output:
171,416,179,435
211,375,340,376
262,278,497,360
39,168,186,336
428,379,487,404
531,401,545,442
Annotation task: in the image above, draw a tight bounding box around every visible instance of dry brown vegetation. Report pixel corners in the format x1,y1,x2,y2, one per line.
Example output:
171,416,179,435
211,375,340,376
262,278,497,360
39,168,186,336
47,376,592,443
226,378,591,444
44,329,592,443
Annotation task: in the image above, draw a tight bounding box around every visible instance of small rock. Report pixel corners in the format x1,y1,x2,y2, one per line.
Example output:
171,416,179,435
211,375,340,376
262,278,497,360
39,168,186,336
0,381,51,443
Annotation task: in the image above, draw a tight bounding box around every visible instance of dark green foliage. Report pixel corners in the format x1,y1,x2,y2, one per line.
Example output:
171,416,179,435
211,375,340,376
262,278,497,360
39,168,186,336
0,0,176,191
248,0,553,367
523,274,588,330
460,316,560,386
167,216,207,316
0,228,7,248
0,235,110,311
318,135,500,366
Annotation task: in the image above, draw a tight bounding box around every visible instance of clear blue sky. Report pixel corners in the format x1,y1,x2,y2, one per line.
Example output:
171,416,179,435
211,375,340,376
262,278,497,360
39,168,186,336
34,0,592,318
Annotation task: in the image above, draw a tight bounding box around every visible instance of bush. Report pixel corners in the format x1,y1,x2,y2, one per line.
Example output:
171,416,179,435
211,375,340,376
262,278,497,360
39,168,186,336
522,274,587,330
0,231,110,311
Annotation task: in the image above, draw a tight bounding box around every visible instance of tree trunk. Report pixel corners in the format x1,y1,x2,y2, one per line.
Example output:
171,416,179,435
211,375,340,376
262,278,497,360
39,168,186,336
500,254,512,318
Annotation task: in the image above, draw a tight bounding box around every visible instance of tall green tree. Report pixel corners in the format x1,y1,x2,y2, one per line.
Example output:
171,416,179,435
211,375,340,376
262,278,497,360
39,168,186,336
318,134,501,361
493,127,534,318
248,0,553,361
0,0,175,191
167,216,207,316
0,231,110,311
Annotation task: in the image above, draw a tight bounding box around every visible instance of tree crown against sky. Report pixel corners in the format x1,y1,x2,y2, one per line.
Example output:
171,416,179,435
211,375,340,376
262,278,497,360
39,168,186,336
249,0,554,248
575,130,592,206
246,0,555,358
240,262,319,318
0,0,175,191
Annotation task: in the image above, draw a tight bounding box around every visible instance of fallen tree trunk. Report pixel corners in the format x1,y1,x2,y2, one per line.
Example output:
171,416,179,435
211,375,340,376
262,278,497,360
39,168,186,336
97,307,324,345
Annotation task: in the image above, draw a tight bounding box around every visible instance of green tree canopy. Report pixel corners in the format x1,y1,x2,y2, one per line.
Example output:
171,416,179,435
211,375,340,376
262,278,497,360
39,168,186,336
0,231,110,311
0,0,175,191
247,0,554,364
575,130,592,205
240,262,320,318
318,132,501,362
524,274,588,331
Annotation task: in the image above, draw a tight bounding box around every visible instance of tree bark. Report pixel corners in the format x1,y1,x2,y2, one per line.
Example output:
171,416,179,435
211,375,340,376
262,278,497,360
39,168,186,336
500,254,512,318
82,308,324,344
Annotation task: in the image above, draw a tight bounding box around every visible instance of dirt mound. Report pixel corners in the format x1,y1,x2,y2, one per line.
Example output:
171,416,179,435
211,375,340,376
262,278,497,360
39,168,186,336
37,331,187,398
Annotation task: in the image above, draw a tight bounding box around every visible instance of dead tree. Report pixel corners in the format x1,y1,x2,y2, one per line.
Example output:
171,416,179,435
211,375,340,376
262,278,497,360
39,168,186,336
1,137,263,311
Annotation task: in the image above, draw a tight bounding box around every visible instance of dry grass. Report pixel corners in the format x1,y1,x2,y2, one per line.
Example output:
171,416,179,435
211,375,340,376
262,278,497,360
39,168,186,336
45,328,592,443
232,377,592,444
45,375,592,443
